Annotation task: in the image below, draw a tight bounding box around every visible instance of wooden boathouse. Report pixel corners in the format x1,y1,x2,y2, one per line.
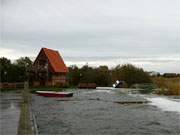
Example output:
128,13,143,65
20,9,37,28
30,48,69,87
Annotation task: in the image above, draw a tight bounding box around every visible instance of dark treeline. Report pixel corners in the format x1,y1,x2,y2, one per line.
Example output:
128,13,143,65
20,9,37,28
68,65,111,86
0,57,32,83
163,73,180,78
68,64,151,87
1,57,151,87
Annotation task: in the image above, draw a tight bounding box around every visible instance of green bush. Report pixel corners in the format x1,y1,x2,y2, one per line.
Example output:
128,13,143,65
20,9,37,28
112,64,151,87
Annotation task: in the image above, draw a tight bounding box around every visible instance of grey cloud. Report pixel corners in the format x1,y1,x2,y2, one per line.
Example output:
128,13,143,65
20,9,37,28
1,0,180,72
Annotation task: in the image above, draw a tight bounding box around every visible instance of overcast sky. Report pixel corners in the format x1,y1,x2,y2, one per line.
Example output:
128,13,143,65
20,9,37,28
1,0,180,73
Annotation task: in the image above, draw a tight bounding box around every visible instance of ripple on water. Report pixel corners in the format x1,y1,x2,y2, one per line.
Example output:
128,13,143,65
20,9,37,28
32,89,180,135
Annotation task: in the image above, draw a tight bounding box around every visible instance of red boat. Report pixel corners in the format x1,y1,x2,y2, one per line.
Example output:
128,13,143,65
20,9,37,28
36,91,73,97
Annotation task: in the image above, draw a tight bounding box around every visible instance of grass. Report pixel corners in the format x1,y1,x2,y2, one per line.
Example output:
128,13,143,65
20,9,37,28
17,89,32,135
152,77,180,95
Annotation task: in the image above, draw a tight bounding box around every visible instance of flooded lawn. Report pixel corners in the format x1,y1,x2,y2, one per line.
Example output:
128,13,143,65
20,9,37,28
31,89,180,135
0,93,22,135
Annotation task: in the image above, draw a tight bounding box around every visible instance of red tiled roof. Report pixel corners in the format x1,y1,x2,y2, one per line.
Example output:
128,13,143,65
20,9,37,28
41,48,68,73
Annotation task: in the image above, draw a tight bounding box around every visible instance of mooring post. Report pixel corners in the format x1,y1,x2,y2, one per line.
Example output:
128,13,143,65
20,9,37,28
24,81,29,90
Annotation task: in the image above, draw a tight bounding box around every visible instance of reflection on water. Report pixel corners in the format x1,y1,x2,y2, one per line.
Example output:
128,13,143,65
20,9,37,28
129,93,180,114
32,89,180,135
83,89,114,94
146,97,180,114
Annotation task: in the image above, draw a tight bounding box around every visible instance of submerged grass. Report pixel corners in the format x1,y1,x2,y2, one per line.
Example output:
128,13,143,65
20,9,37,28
152,77,180,95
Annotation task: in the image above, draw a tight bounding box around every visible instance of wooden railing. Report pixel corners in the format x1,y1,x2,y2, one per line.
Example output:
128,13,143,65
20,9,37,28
0,82,24,89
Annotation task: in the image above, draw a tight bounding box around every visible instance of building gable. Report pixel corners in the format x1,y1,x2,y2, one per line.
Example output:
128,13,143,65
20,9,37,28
34,48,68,73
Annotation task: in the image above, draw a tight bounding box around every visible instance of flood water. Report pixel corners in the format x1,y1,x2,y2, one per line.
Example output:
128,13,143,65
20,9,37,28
31,89,180,135
0,93,21,135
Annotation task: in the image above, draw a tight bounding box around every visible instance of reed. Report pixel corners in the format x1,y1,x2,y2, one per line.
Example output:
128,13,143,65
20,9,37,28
152,77,180,95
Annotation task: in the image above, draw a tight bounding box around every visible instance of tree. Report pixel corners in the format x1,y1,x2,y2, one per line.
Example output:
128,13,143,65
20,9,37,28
80,64,97,83
67,64,151,87
0,57,11,82
16,57,32,68
0,57,33,82
68,65,81,85
95,66,111,86
112,64,151,86
15,57,33,81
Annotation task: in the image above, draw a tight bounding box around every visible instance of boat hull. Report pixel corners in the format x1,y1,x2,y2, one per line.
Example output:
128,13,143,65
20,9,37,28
36,91,73,97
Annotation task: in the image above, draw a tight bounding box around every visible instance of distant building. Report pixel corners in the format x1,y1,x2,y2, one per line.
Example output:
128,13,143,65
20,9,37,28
30,48,69,87
148,71,160,77
163,73,179,78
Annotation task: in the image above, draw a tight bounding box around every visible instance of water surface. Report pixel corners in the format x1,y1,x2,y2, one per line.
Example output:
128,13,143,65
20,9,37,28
0,93,21,135
32,89,180,135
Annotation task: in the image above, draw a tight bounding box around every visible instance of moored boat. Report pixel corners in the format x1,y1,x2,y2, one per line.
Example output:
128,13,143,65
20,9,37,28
36,91,73,97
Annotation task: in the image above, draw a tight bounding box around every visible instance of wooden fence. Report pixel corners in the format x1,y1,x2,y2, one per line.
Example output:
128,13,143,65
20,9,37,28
0,82,24,89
